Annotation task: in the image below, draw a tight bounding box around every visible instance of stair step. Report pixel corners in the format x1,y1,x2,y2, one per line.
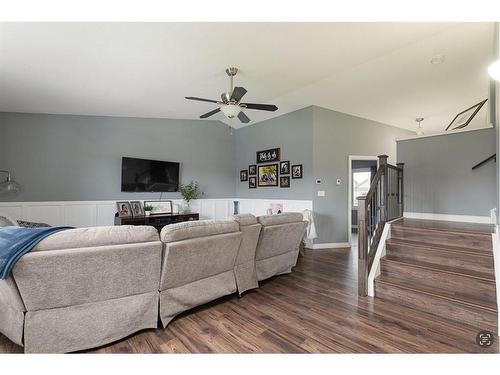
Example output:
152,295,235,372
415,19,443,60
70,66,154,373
375,277,498,333
391,225,492,251
392,218,494,235
380,258,497,309
386,238,494,276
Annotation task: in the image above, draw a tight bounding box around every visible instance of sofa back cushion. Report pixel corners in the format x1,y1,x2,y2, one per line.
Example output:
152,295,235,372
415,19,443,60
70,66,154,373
257,212,304,227
232,213,258,226
32,225,159,252
160,219,238,243
255,213,307,261
14,240,162,311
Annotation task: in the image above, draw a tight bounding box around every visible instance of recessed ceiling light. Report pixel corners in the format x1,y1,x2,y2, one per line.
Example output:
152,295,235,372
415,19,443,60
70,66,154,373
430,54,446,65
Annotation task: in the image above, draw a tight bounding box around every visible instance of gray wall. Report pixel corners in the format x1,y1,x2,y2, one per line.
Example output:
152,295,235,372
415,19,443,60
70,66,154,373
312,106,413,244
0,113,235,201
234,107,313,200
397,128,496,217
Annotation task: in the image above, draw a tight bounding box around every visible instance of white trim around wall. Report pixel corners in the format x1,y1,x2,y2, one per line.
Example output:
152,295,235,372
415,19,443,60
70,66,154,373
403,211,493,224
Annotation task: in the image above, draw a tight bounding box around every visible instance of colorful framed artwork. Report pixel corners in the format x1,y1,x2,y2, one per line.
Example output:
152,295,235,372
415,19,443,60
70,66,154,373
291,164,303,179
445,99,487,131
240,170,248,182
256,148,280,164
248,164,257,175
280,161,290,175
280,176,290,188
258,164,278,187
249,176,257,189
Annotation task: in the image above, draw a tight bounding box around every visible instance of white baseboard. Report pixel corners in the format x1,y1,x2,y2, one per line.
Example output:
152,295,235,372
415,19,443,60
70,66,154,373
403,211,492,224
305,242,351,250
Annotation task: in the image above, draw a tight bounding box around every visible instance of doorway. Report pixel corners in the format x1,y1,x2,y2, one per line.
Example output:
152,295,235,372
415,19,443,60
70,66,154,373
348,156,379,247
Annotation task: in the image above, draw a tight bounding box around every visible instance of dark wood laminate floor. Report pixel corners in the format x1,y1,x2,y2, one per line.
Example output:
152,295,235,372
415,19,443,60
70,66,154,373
1,246,496,353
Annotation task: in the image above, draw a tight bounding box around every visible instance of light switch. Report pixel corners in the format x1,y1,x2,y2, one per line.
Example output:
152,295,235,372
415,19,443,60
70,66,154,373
317,190,325,197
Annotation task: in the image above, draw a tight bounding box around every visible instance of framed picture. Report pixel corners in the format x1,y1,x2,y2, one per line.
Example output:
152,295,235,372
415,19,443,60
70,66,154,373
240,170,248,182
116,201,133,218
256,147,280,164
249,176,257,189
280,176,290,188
292,164,303,179
130,201,144,217
280,161,290,175
445,99,487,131
258,164,278,187
248,164,257,175
144,200,173,215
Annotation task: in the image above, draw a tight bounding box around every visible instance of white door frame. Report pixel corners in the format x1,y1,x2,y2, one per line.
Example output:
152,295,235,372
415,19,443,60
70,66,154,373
348,155,379,245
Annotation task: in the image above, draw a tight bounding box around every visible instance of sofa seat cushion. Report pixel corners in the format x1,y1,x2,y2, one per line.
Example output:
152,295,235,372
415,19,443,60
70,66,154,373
160,219,238,243
257,212,304,226
232,213,258,226
32,225,159,252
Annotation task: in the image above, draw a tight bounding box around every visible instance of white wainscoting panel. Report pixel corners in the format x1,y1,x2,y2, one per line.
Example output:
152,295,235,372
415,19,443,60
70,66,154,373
0,199,313,228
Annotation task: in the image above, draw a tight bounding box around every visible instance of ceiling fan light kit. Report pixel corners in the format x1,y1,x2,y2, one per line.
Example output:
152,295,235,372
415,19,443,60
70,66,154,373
185,67,278,124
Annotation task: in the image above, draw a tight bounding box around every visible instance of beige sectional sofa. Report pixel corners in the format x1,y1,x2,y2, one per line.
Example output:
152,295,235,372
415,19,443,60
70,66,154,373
0,212,307,353
1,226,162,353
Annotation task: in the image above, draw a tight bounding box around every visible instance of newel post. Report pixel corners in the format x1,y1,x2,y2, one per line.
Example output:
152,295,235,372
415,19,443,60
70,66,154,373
357,196,368,297
378,155,388,223
396,162,404,217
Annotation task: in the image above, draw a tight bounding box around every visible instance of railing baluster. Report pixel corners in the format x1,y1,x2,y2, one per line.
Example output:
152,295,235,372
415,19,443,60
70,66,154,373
357,155,405,296
358,196,368,297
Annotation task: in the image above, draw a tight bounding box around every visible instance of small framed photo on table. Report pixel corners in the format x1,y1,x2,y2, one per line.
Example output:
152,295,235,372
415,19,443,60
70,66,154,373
130,201,145,217
116,201,133,218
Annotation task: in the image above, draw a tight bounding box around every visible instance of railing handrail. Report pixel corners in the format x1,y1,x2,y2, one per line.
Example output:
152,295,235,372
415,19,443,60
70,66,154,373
357,155,404,296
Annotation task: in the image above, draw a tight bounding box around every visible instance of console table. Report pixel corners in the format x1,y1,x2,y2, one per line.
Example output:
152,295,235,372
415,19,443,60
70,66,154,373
114,213,199,232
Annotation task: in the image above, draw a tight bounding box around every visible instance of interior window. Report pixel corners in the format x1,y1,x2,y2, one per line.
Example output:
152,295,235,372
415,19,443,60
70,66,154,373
353,171,371,207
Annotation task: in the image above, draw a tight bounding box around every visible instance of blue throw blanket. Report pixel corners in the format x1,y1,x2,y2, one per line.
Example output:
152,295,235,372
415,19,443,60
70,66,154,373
0,226,73,279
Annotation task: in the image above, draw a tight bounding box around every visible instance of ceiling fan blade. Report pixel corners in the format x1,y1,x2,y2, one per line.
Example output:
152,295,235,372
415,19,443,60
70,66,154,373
185,96,221,104
200,108,221,119
238,111,250,124
241,103,278,112
230,87,247,102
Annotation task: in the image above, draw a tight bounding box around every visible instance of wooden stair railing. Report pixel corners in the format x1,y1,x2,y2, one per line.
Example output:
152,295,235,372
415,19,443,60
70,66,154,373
357,155,404,296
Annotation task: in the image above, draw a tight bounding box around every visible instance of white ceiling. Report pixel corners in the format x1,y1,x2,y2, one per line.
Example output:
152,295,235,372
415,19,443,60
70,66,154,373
0,22,495,134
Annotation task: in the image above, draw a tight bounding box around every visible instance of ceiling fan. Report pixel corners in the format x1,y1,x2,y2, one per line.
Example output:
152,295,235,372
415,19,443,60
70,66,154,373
185,67,278,124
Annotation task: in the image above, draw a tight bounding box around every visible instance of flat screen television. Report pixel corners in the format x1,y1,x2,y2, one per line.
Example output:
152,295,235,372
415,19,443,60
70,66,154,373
121,157,180,192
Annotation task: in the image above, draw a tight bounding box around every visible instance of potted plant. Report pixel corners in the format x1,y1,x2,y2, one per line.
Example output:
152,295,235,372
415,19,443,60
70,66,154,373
144,203,154,216
179,181,200,213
